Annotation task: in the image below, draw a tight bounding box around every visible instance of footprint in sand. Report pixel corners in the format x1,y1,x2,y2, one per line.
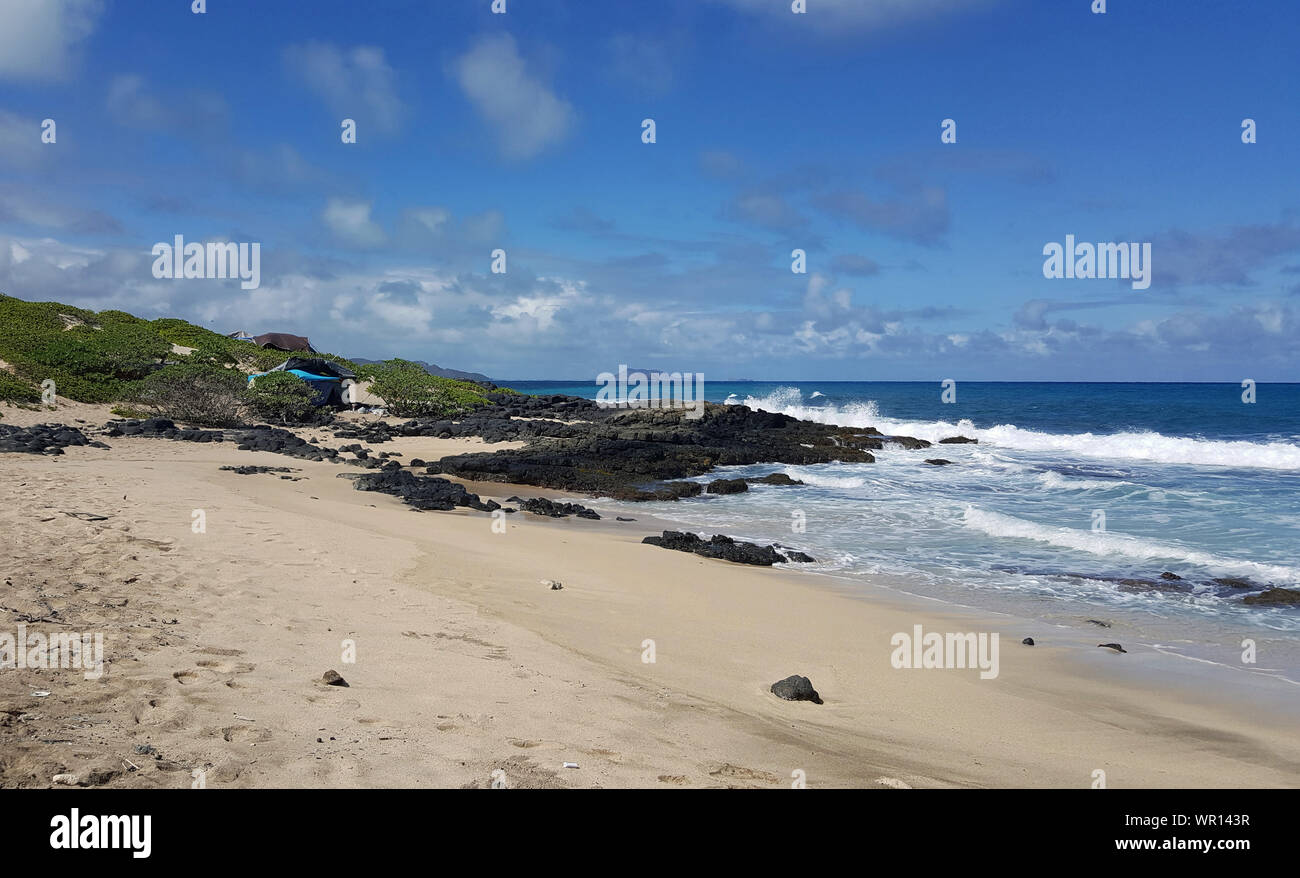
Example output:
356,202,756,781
220,725,271,743
131,698,160,723
707,763,781,785
196,647,244,657
194,659,256,674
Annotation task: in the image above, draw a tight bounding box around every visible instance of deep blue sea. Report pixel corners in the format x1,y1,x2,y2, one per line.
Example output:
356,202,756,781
499,381,1300,679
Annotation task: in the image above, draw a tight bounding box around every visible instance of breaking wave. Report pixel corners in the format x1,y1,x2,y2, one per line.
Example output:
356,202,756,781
961,506,1300,585
732,387,1300,471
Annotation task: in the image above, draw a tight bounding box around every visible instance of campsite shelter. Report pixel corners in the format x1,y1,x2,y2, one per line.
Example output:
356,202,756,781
249,357,357,407
253,332,316,353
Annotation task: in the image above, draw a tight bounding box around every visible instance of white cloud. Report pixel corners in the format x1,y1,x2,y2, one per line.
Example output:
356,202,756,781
106,74,229,138
0,185,118,232
488,278,587,333
106,74,164,126
0,0,102,80
322,198,386,248
284,42,404,135
0,109,45,168
451,34,575,160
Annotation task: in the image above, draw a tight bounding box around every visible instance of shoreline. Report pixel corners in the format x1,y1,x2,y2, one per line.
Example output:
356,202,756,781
2,412,1298,787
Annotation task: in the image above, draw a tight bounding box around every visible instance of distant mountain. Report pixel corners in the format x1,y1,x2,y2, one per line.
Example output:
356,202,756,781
351,357,491,384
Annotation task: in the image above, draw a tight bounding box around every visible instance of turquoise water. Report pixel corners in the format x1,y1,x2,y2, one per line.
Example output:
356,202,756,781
499,381,1300,678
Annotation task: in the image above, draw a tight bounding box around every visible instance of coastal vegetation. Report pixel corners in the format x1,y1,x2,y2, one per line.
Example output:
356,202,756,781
0,293,503,424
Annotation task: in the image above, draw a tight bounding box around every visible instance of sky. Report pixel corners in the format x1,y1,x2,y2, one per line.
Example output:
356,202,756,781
0,0,1297,381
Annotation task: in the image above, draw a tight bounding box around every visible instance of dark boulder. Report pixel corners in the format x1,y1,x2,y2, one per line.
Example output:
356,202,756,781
345,469,498,513
706,478,749,495
642,531,814,566
1242,587,1300,607
770,675,823,704
0,423,95,455
747,473,803,486
509,496,601,520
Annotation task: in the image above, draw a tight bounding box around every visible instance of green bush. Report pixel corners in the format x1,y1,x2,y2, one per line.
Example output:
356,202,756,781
245,371,319,424
0,296,170,402
0,371,41,403
137,363,246,427
184,343,240,368
358,359,489,417
0,294,496,418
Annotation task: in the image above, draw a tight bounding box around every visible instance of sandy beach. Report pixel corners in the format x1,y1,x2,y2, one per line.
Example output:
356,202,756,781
1,405,1297,789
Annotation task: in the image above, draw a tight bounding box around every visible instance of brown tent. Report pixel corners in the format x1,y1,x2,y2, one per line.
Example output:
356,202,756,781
253,332,316,353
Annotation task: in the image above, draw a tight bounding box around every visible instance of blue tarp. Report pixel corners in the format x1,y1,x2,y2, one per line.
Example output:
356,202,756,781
248,369,340,405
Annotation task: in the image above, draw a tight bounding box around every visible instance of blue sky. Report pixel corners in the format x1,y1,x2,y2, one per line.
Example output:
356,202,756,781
0,0,1297,380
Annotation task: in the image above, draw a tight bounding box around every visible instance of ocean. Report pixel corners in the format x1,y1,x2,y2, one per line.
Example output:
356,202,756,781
499,381,1300,682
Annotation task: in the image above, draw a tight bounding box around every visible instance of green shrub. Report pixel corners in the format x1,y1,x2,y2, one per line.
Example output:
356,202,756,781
245,371,319,424
184,343,240,368
0,296,170,402
0,371,41,403
96,310,147,327
0,294,494,419
110,404,152,419
137,363,246,427
358,359,489,417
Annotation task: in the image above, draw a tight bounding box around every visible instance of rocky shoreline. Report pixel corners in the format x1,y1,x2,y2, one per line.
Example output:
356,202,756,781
4,401,1300,606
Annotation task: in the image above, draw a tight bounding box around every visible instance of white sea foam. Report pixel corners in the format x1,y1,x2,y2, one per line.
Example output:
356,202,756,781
1033,471,1130,491
777,468,868,490
961,506,1300,584
734,388,1300,471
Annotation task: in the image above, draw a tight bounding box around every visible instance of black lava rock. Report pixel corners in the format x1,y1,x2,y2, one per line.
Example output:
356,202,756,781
641,530,814,566
510,496,601,520
770,675,822,704
344,468,499,513
0,423,95,454
747,473,803,486
1242,587,1300,606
